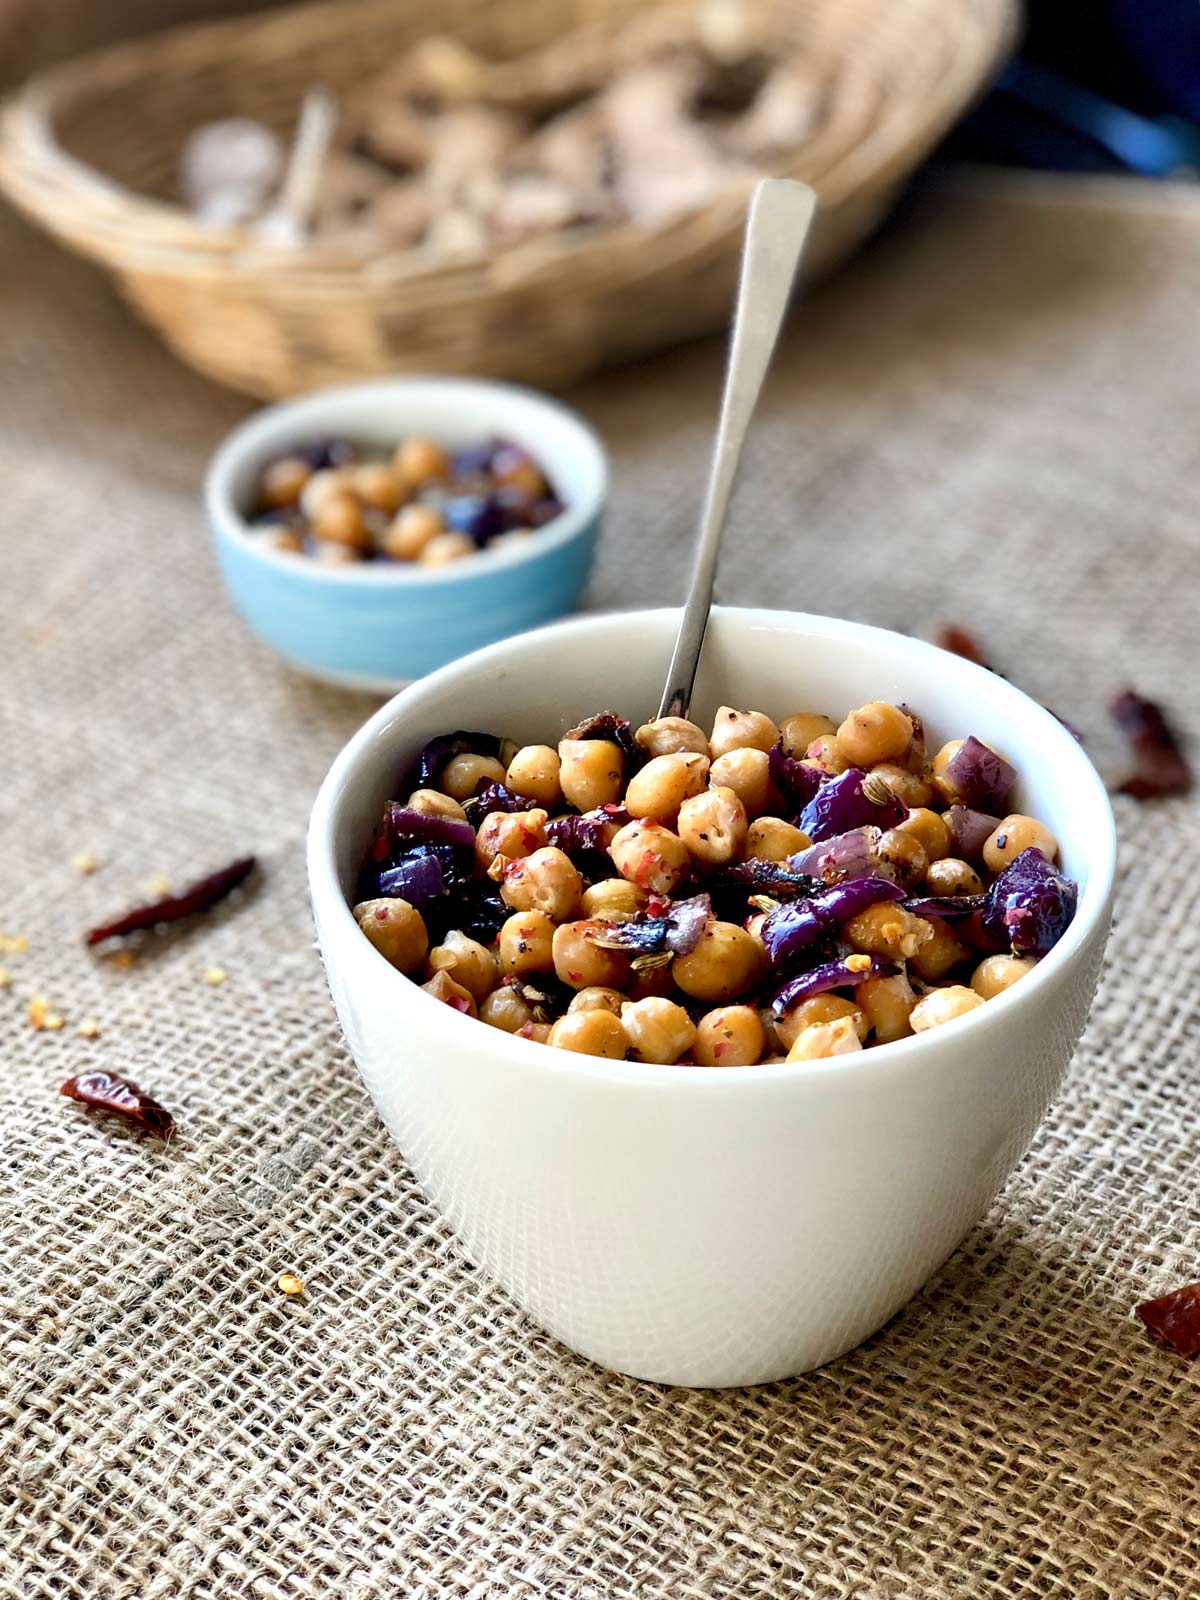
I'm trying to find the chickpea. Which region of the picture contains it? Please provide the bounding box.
[910,985,985,1032]
[983,814,1059,873]
[351,462,405,514]
[676,786,748,866]
[694,1005,765,1067]
[870,762,934,809]
[257,524,303,555]
[787,1016,863,1061]
[406,788,468,823]
[493,846,582,922]
[805,734,850,775]
[625,751,710,822]
[498,910,556,976]
[475,808,548,869]
[708,707,780,760]
[924,857,984,897]
[353,897,428,973]
[311,541,362,567]
[382,503,444,561]
[855,972,917,1043]
[971,954,1037,1000]
[896,808,951,864]
[845,902,933,961]
[620,997,697,1064]
[419,531,476,567]
[558,738,624,811]
[745,817,811,863]
[441,753,507,801]
[875,828,928,891]
[581,878,647,922]
[625,963,678,1001]
[568,986,626,1016]
[908,916,969,982]
[634,716,710,759]
[672,920,765,1003]
[505,744,562,809]
[260,456,312,509]
[609,819,691,896]
[425,929,498,1003]
[932,739,1007,806]
[836,702,914,767]
[547,1010,627,1059]
[421,969,477,1017]
[499,737,521,769]
[519,1022,553,1045]
[312,489,370,551]
[776,994,867,1051]
[479,984,535,1033]
[552,920,632,991]
[299,466,352,518]
[708,748,778,820]
[779,711,836,758]
[394,435,449,486]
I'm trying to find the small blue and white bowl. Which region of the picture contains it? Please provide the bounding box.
[204,376,608,691]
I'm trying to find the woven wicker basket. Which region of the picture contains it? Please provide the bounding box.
[0,0,1016,397]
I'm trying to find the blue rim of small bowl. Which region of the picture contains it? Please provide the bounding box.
[204,375,609,587]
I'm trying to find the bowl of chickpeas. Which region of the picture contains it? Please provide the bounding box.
[308,606,1115,1385]
[205,376,607,689]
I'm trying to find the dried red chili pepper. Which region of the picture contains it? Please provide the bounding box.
[60,1070,176,1141]
[934,626,991,669]
[1111,690,1192,800]
[85,855,257,945]
[1135,1281,1200,1358]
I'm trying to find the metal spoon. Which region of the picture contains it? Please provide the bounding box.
[657,178,817,721]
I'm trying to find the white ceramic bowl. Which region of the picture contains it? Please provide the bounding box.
[308,607,1115,1386]
[205,377,607,691]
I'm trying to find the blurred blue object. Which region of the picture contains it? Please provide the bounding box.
[950,0,1200,176]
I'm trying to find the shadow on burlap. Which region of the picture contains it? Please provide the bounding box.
[2,172,1199,1599]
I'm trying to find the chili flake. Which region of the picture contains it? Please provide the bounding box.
[1135,1281,1200,1358]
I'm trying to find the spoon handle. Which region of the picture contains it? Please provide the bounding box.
[657,178,817,721]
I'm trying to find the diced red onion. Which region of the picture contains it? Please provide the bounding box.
[942,736,1016,812]
[761,877,904,965]
[773,956,898,1015]
[946,805,999,862]
[798,769,906,844]
[384,804,476,853]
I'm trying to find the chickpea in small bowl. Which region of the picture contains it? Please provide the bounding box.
[205,377,607,689]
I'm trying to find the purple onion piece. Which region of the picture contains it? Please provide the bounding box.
[546,804,629,856]
[761,877,904,965]
[591,893,712,958]
[384,803,476,853]
[946,806,1000,862]
[455,882,507,943]
[445,494,506,546]
[450,438,501,478]
[463,781,528,826]
[526,496,565,528]
[943,736,1016,812]
[798,768,906,844]
[415,731,501,790]
[376,849,447,910]
[296,436,356,471]
[901,893,986,920]
[773,956,898,1015]
[980,847,1077,956]
[767,743,825,809]
[709,858,823,901]
[790,826,882,885]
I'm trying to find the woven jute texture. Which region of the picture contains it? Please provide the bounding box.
[3,171,1199,1599]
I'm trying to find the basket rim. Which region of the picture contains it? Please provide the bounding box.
[0,0,1021,285]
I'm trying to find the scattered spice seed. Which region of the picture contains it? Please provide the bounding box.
[76,1019,101,1040]
[935,625,991,669]
[1135,1281,1200,1358]
[28,996,64,1032]
[277,1273,305,1296]
[0,933,28,955]
[145,876,173,898]
[60,1070,175,1141]
[1111,690,1192,801]
[203,966,228,987]
[85,855,257,946]
[108,950,137,970]
[72,851,98,876]
[0,967,10,988]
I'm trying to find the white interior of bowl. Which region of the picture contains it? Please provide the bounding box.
[204,376,608,584]
[308,606,1116,1083]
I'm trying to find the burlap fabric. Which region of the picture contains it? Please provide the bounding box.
[3,171,1199,1598]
